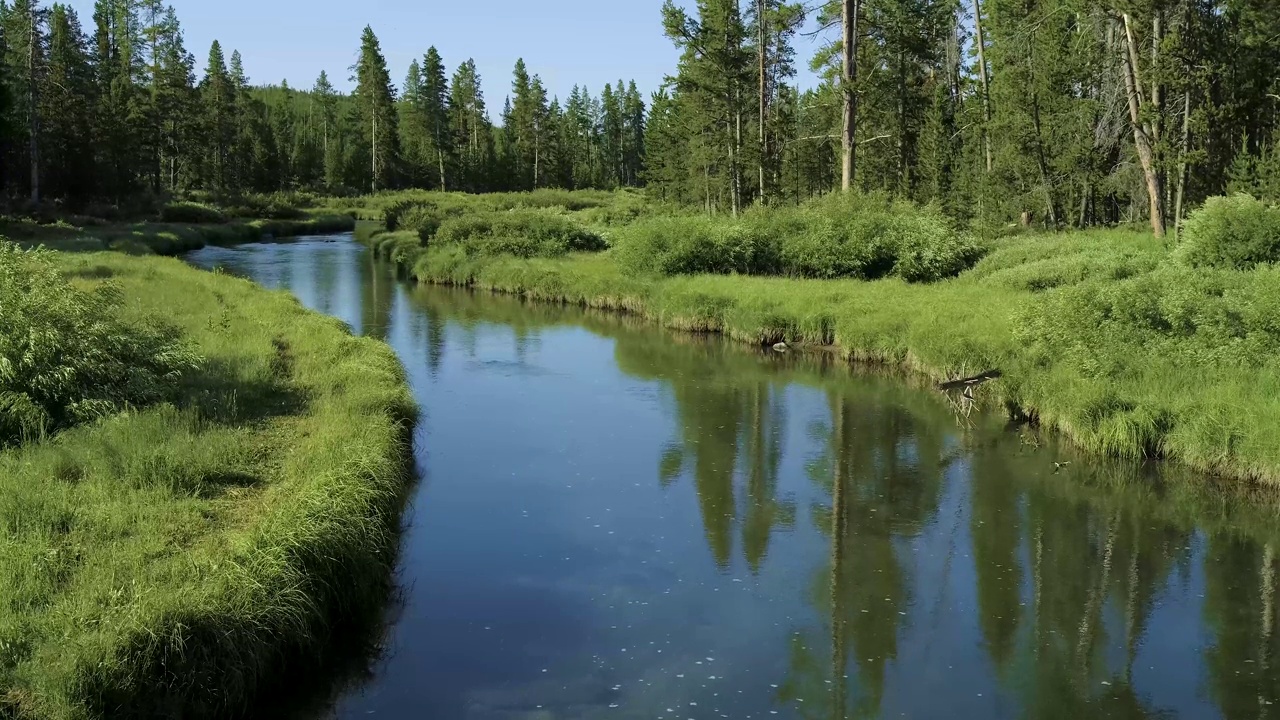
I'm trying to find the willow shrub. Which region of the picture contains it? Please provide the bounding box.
[434,210,606,258]
[613,198,983,282]
[159,202,227,225]
[0,242,200,445]
[1177,194,1280,269]
[613,215,781,276]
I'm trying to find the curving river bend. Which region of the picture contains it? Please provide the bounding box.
[186,236,1280,720]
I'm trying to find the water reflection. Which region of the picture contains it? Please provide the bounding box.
[182,239,1280,720]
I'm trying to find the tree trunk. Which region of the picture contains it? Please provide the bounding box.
[371,112,378,193]
[1027,39,1057,226]
[841,0,858,192]
[28,13,41,205]
[1119,13,1166,237]
[1173,90,1191,238]
[758,0,768,203]
[972,0,994,173]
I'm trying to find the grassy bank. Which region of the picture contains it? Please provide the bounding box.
[0,249,416,719]
[1,214,356,256]
[357,190,1280,485]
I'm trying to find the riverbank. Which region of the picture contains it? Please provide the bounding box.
[1,214,356,256]
[362,222,1280,486]
[0,250,416,719]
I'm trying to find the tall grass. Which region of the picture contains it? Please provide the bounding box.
[0,252,416,719]
[360,221,1280,485]
[0,243,200,445]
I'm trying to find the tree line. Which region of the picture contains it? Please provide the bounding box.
[2,0,1279,232]
[0,1,647,205]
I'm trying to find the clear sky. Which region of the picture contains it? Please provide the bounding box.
[63,0,825,103]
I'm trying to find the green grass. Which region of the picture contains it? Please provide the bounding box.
[360,220,1280,485]
[1,215,356,257]
[0,252,416,719]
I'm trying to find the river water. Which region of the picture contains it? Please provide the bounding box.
[185,237,1280,720]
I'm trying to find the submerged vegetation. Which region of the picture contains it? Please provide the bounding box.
[0,251,415,719]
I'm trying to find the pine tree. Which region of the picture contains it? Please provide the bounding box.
[311,69,340,189]
[198,39,233,191]
[398,58,430,186]
[3,0,48,202]
[623,80,647,187]
[92,0,144,199]
[421,46,451,190]
[352,25,397,192]
[41,3,94,201]
[0,17,11,197]
[662,0,753,214]
[449,58,491,192]
[148,6,194,192]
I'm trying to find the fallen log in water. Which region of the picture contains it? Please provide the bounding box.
[937,370,1003,392]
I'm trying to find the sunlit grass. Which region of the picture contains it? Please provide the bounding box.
[361,220,1280,485]
[0,253,415,719]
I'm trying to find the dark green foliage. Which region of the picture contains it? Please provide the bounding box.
[0,243,200,444]
[614,197,983,282]
[614,215,781,276]
[1177,195,1280,270]
[219,191,312,220]
[159,201,226,224]
[434,210,605,258]
[889,212,987,283]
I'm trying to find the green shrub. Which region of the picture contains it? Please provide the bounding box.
[772,211,898,279]
[614,216,781,276]
[0,243,201,445]
[220,192,312,221]
[1178,194,1280,269]
[159,202,227,224]
[889,212,986,283]
[434,211,606,258]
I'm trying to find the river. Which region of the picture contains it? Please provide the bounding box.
[185,236,1280,720]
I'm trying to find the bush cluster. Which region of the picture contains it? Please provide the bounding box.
[218,192,314,221]
[159,202,227,224]
[0,243,201,445]
[1177,194,1280,270]
[613,197,984,283]
[433,211,606,258]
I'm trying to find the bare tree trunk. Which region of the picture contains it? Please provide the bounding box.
[841,0,859,192]
[371,112,378,193]
[758,0,768,203]
[1027,40,1057,226]
[972,0,994,173]
[733,107,743,216]
[1119,13,1166,237]
[1174,90,1191,238]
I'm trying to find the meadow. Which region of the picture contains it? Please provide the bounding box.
[357,189,1280,485]
[1,193,355,256]
[0,245,416,719]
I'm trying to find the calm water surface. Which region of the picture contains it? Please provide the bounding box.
[186,237,1280,720]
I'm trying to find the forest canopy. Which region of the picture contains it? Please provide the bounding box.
[1,0,1278,232]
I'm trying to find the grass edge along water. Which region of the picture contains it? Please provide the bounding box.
[0,249,417,720]
[354,190,1280,488]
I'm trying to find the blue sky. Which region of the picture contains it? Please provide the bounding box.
[64,0,826,102]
